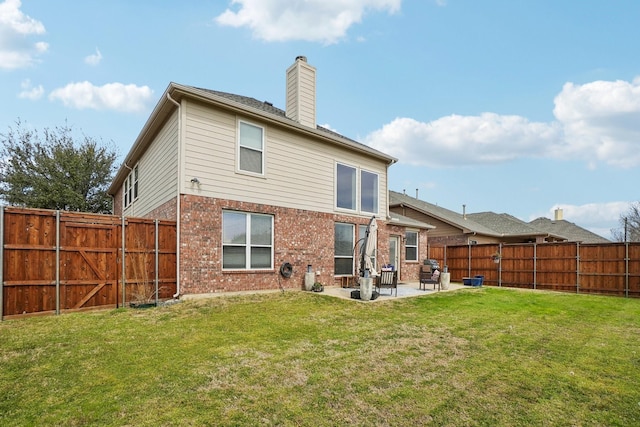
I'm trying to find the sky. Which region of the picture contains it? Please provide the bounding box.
[2,0,640,240]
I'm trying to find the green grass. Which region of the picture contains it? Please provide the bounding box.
[1,288,639,426]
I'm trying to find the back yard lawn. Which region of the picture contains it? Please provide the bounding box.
[1,287,639,426]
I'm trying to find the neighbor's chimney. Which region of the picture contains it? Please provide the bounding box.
[463,204,467,220]
[554,208,563,221]
[285,56,316,129]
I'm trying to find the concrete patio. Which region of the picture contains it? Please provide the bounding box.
[322,281,468,302]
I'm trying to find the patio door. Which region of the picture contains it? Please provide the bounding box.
[389,236,400,275]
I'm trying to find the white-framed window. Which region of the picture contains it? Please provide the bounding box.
[334,223,355,276]
[335,163,379,214]
[405,230,418,262]
[359,224,376,273]
[222,211,273,270]
[133,165,138,199]
[336,163,356,210]
[123,164,139,209]
[360,170,378,214]
[238,121,264,175]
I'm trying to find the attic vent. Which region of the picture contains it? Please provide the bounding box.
[264,101,273,106]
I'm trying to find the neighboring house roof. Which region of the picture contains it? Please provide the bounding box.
[388,211,435,230]
[109,83,397,195]
[389,190,500,236]
[467,212,564,240]
[529,217,610,244]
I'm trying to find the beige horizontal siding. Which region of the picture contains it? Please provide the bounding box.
[124,110,179,217]
[182,100,387,218]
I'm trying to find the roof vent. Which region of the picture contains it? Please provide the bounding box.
[295,55,307,62]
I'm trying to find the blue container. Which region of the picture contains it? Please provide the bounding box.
[471,275,484,287]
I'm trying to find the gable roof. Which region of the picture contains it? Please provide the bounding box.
[389,190,500,236]
[109,83,397,194]
[466,212,564,240]
[529,217,610,243]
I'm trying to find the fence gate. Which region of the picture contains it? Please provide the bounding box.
[59,214,120,312]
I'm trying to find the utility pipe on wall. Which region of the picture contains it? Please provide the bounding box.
[166,92,182,299]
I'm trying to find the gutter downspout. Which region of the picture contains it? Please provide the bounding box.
[166,92,182,299]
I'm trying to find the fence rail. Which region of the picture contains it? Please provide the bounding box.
[429,242,640,298]
[1,207,177,320]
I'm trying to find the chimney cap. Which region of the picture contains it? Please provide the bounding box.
[295,55,307,62]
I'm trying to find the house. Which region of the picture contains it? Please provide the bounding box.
[390,190,519,246]
[466,212,565,243]
[529,209,610,244]
[108,57,433,296]
[388,190,607,246]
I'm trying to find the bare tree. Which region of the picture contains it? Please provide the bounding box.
[611,202,640,242]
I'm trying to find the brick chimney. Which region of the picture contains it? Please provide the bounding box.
[285,56,316,129]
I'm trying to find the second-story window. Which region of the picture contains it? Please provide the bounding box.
[123,164,139,209]
[361,170,378,214]
[336,163,356,210]
[238,121,264,175]
[336,163,379,215]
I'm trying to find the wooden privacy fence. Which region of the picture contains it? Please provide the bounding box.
[429,242,640,298]
[1,206,177,320]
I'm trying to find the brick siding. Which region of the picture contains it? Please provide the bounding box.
[178,194,386,294]
[112,192,429,295]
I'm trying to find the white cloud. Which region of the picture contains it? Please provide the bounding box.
[319,122,339,133]
[364,76,640,168]
[49,81,154,113]
[529,201,631,239]
[215,0,401,44]
[552,78,640,168]
[364,114,561,167]
[0,0,48,69]
[84,48,102,66]
[18,78,43,100]
[546,202,629,227]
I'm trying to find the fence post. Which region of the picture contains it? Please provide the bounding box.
[121,216,126,307]
[576,242,580,294]
[155,219,159,306]
[625,242,629,298]
[0,207,4,321]
[498,242,502,287]
[533,243,537,290]
[468,243,472,277]
[56,210,61,315]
